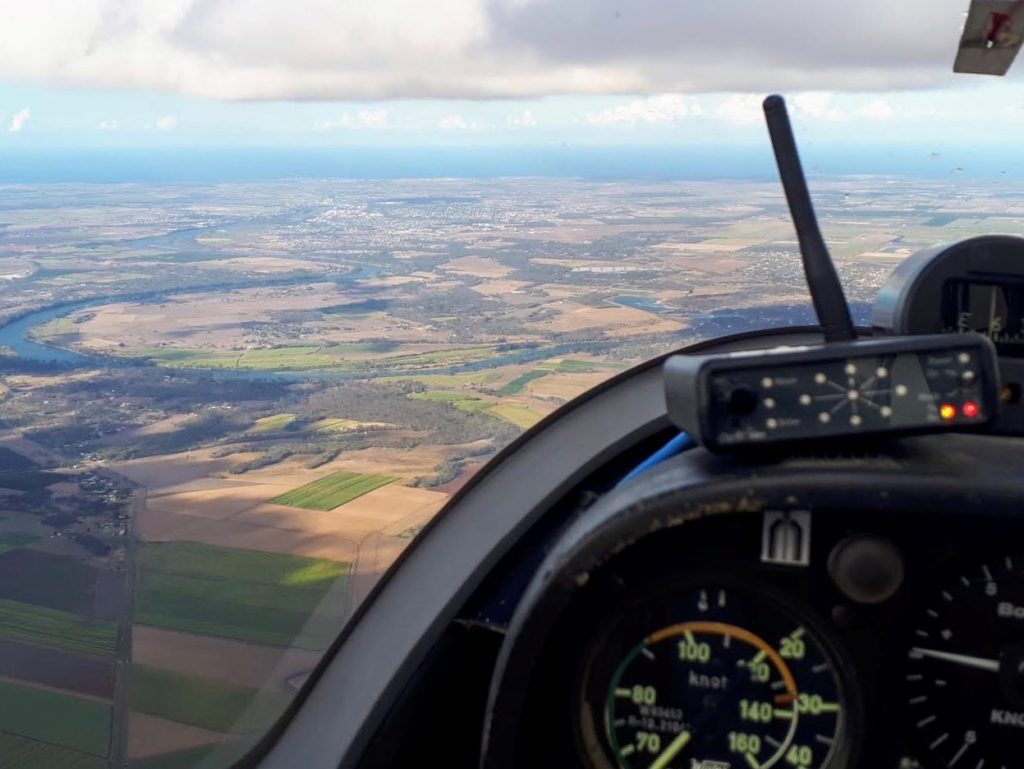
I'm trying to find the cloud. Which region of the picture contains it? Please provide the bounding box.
[314,109,391,131]
[794,93,844,121]
[98,119,118,130]
[508,108,537,127]
[436,113,491,130]
[0,0,973,100]
[438,114,469,129]
[154,114,178,131]
[8,107,30,133]
[587,94,697,125]
[713,95,762,124]
[854,98,895,120]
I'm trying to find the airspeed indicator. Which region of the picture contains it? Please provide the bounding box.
[594,587,847,769]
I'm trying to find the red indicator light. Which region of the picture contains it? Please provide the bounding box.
[963,401,980,419]
[939,404,957,421]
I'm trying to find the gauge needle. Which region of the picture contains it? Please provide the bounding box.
[910,647,1000,672]
[647,730,692,769]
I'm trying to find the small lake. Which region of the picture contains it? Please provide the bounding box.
[610,295,669,313]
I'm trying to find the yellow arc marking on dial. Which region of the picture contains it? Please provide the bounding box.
[645,621,798,695]
[646,730,691,769]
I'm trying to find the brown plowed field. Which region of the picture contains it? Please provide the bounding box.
[0,638,114,698]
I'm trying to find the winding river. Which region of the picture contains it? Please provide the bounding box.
[0,269,599,381]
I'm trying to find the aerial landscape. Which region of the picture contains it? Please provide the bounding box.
[0,172,1023,767]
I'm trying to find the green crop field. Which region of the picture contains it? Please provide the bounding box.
[135,542,349,648]
[488,404,545,430]
[537,358,625,373]
[248,413,296,433]
[454,399,493,412]
[0,732,106,769]
[0,599,117,657]
[0,533,38,554]
[133,346,341,371]
[0,680,111,757]
[127,343,503,374]
[409,390,477,401]
[132,665,290,734]
[383,371,502,387]
[498,370,549,395]
[311,417,348,430]
[0,447,39,472]
[409,390,492,412]
[270,471,397,511]
[0,471,63,493]
[30,316,77,341]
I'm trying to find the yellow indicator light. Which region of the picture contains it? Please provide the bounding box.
[939,403,957,421]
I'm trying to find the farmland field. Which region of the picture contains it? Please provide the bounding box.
[121,343,504,373]
[409,391,493,412]
[310,417,382,431]
[270,471,398,511]
[0,448,39,472]
[487,404,545,429]
[498,370,549,395]
[135,542,348,648]
[0,598,118,657]
[0,637,115,698]
[0,533,39,554]
[537,358,626,373]
[132,665,291,734]
[0,550,102,613]
[0,679,111,756]
[0,470,63,492]
[0,732,106,769]
[248,414,296,433]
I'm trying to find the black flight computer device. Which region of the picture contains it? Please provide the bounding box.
[663,96,1002,452]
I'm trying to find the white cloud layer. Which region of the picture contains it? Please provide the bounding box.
[438,114,470,130]
[98,118,119,130]
[155,114,178,131]
[313,109,391,131]
[508,109,536,127]
[0,0,976,101]
[8,108,30,133]
[587,94,699,125]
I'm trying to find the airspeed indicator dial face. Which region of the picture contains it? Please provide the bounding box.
[590,586,848,769]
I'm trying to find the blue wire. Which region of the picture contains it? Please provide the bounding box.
[617,431,695,487]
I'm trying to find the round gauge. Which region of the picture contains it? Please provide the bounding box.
[905,555,1024,769]
[584,586,849,769]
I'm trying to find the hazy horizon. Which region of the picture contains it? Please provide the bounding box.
[1,143,1019,184]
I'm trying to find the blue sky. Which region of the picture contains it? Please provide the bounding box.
[2,0,1024,149]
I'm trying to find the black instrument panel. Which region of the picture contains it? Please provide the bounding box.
[484,501,1024,769]
[873,234,1024,432]
[942,278,1024,354]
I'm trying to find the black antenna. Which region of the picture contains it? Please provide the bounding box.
[763,94,856,343]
